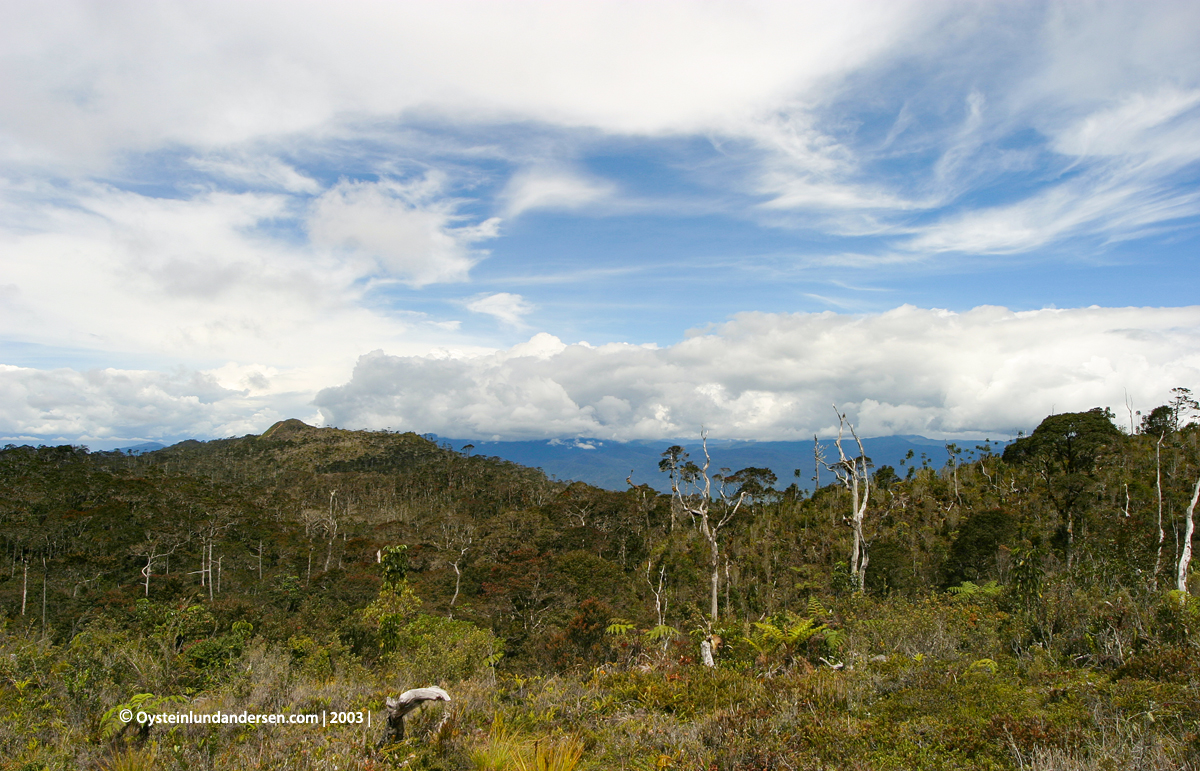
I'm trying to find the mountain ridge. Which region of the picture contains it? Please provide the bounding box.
[436,433,1007,492]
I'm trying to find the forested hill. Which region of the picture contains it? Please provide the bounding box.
[3,406,1200,769]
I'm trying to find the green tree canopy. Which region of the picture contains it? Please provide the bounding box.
[1002,407,1121,475]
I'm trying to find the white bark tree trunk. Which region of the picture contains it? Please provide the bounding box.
[821,406,871,592]
[1155,436,1165,586]
[1177,476,1200,594]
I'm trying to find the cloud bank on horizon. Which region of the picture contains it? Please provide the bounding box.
[2,1,1199,446]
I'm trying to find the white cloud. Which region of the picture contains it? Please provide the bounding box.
[314,305,1200,441]
[0,181,496,394]
[187,154,321,194]
[904,155,1200,256]
[6,305,1195,444]
[3,1,1200,452]
[502,168,616,217]
[308,177,499,287]
[466,293,534,327]
[0,363,305,444]
[743,7,1200,253]
[3,1,1197,259]
[0,1,932,170]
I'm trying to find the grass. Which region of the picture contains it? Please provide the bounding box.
[471,719,584,771]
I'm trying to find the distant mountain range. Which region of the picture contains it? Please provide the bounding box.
[111,441,166,455]
[437,435,1009,492]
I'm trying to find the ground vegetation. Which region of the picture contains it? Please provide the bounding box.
[2,404,1200,770]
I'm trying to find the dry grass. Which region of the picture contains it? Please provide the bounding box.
[470,720,585,771]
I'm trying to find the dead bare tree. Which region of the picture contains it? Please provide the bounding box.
[817,405,872,592]
[193,513,235,598]
[438,520,474,618]
[133,534,182,597]
[646,559,667,634]
[671,431,747,623]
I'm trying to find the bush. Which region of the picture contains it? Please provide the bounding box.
[391,614,501,682]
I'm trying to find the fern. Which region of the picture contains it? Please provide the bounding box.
[606,619,636,636]
[947,580,979,595]
[645,624,680,642]
[747,612,827,669]
[947,580,1002,599]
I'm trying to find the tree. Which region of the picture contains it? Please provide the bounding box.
[1141,388,1199,437]
[658,445,699,531]
[816,406,872,592]
[1003,408,1121,475]
[132,532,183,598]
[720,467,777,504]
[1170,387,1199,431]
[1142,405,1175,439]
[664,431,746,623]
[942,509,1017,586]
[438,520,473,618]
[1002,407,1122,564]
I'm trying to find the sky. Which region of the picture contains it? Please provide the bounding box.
[2,0,1199,447]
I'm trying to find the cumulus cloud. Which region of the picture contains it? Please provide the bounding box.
[0,364,309,445]
[5,306,1197,445]
[314,306,1200,441]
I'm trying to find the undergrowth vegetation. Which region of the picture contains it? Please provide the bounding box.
[1,405,1200,769]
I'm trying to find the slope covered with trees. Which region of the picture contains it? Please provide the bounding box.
[2,399,1200,770]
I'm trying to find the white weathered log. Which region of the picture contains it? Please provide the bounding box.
[380,687,451,745]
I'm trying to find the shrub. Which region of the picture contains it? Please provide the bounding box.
[391,614,502,682]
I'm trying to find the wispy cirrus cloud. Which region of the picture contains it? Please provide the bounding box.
[466,293,535,327]
[186,153,322,194]
[501,168,616,217]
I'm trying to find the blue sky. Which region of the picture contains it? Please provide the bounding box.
[2,1,1199,446]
